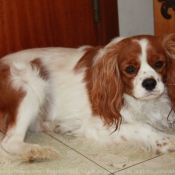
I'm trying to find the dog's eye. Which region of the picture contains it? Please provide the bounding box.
[155,61,163,68]
[125,66,135,74]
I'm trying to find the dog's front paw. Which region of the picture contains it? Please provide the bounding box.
[54,125,61,134]
[155,137,175,154]
[22,145,60,162]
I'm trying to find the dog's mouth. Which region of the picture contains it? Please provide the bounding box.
[134,90,164,100]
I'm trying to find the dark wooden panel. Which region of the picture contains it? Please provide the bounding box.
[0,0,97,57]
[98,0,119,45]
[0,0,119,58]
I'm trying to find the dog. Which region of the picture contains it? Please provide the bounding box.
[1,34,175,162]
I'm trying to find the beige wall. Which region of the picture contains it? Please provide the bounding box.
[118,0,154,37]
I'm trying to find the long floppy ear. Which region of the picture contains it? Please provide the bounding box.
[91,45,124,129]
[163,33,175,110]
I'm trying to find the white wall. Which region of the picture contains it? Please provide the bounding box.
[118,0,154,37]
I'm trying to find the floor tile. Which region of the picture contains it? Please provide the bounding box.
[47,132,158,174]
[115,152,175,175]
[1,132,110,175]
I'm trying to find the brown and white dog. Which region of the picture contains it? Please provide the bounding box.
[1,34,175,162]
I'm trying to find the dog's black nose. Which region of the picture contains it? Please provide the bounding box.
[142,78,157,91]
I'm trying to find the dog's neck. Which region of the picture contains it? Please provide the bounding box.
[121,89,175,133]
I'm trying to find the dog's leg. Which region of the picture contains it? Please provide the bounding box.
[111,123,175,154]
[1,86,60,162]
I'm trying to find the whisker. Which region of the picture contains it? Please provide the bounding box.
[167,107,173,121]
[123,82,133,87]
[166,88,173,95]
[125,90,133,96]
[165,83,175,86]
[163,76,175,82]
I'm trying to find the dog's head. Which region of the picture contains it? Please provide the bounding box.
[91,34,175,128]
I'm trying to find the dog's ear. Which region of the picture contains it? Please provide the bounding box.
[91,45,124,129]
[162,33,175,110]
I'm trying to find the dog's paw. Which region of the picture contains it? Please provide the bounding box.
[22,145,60,162]
[54,125,61,134]
[155,137,175,154]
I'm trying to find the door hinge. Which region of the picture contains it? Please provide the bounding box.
[92,0,100,23]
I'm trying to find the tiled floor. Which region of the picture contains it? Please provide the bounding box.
[1,131,175,175]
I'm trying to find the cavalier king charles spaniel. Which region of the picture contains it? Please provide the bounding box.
[1,34,175,162]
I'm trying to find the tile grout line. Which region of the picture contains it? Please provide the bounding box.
[45,132,114,175]
[113,154,163,173]
[46,132,167,175]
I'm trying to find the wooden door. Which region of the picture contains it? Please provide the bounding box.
[0,0,119,58]
[154,0,175,35]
